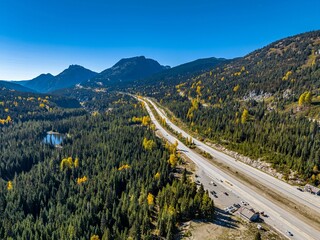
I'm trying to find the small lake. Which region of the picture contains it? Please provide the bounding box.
[43,132,64,145]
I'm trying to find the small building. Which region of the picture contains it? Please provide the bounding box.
[304,184,320,195]
[238,207,259,222]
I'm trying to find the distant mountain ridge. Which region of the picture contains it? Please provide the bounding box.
[0,80,35,92]
[133,57,230,93]
[84,56,169,87]
[18,65,98,93]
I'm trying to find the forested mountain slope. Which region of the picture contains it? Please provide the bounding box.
[130,57,230,92]
[141,30,320,184]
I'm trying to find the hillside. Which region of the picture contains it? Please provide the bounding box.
[131,57,230,94]
[0,80,36,92]
[83,56,169,88]
[141,30,320,184]
[19,65,98,93]
[179,31,320,110]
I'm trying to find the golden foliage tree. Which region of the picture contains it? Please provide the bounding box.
[168,154,178,167]
[154,172,161,180]
[147,193,155,206]
[90,235,100,240]
[299,91,312,106]
[118,164,131,171]
[60,157,74,171]
[7,181,13,191]
[241,109,249,124]
[74,157,79,168]
[142,116,151,126]
[77,176,88,185]
[233,84,240,92]
[142,137,156,151]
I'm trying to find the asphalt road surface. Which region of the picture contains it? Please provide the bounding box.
[134,95,320,240]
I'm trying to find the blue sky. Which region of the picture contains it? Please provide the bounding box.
[0,0,319,79]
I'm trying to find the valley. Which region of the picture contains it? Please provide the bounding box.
[1,29,320,239]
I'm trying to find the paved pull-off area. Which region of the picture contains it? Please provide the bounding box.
[133,95,320,240]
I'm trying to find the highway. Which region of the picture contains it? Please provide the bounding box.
[134,95,320,240]
[145,97,320,214]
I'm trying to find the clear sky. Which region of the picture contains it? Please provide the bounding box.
[0,0,319,80]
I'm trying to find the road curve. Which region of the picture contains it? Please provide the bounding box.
[133,95,320,240]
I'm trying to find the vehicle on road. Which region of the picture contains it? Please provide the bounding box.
[233,203,241,208]
[241,201,248,206]
[196,180,200,185]
[224,192,229,196]
[286,230,293,236]
[229,207,237,213]
[213,194,218,198]
[297,187,303,192]
[210,180,217,186]
[210,190,216,195]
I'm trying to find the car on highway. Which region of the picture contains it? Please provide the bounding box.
[228,206,237,213]
[224,192,229,196]
[210,181,217,186]
[286,230,293,236]
[210,190,216,195]
[233,203,241,208]
[213,194,218,198]
[297,187,303,192]
[241,201,248,206]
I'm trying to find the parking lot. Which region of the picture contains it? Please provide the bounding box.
[195,169,252,215]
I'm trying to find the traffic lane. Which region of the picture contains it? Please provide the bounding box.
[196,169,241,209]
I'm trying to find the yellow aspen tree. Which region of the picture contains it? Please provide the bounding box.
[241,109,249,124]
[90,235,100,240]
[154,172,161,180]
[233,84,240,92]
[305,91,312,104]
[168,154,178,167]
[147,193,155,206]
[74,157,79,168]
[7,181,13,190]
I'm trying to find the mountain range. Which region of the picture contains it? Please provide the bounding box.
[16,65,98,93]
[7,55,230,94]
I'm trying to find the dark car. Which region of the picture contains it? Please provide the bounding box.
[224,192,229,196]
[286,230,293,236]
